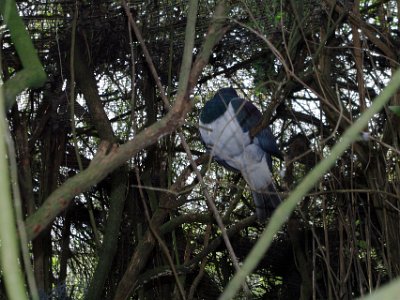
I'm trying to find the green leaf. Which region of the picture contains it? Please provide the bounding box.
[358,240,368,250]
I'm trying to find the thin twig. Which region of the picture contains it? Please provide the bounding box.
[129,184,179,195]
[122,0,170,109]
[178,131,251,296]
[70,1,102,251]
[188,223,211,300]
[127,20,137,134]
[69,1,82,171]
[134,168,186,300]
[6,112,38,300]
[231,18,353,137]
[369,135,400,156]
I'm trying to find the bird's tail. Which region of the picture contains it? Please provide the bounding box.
[252,184,282,222]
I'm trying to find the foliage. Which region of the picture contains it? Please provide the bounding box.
[1,0,400,299]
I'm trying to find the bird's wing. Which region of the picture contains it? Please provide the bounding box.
[230,97,262,131]
[230,98,282,159]
[255,128,283,160]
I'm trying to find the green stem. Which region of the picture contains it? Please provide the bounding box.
[219,68,400,300]
[177,0,199,95]
[0,0,47,109]
[0,84,28,300]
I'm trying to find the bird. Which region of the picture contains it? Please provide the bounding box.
[199,87,283,222]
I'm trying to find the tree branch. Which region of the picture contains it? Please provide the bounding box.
[0,0,47,109]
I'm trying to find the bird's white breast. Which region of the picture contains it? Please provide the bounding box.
[200,103,249,169]
[199,103,273,191]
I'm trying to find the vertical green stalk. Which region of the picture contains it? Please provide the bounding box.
[0,0,47,298]
[176,0,199,95]
[0,87,28,300]
[220,68,400,299]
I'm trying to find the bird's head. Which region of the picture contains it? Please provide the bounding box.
[199,87,239,123]
[214,87,239,104]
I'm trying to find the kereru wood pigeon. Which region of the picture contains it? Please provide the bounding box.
[199,87,283,221]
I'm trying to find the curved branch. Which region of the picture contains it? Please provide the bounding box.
[0,0,47,109]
